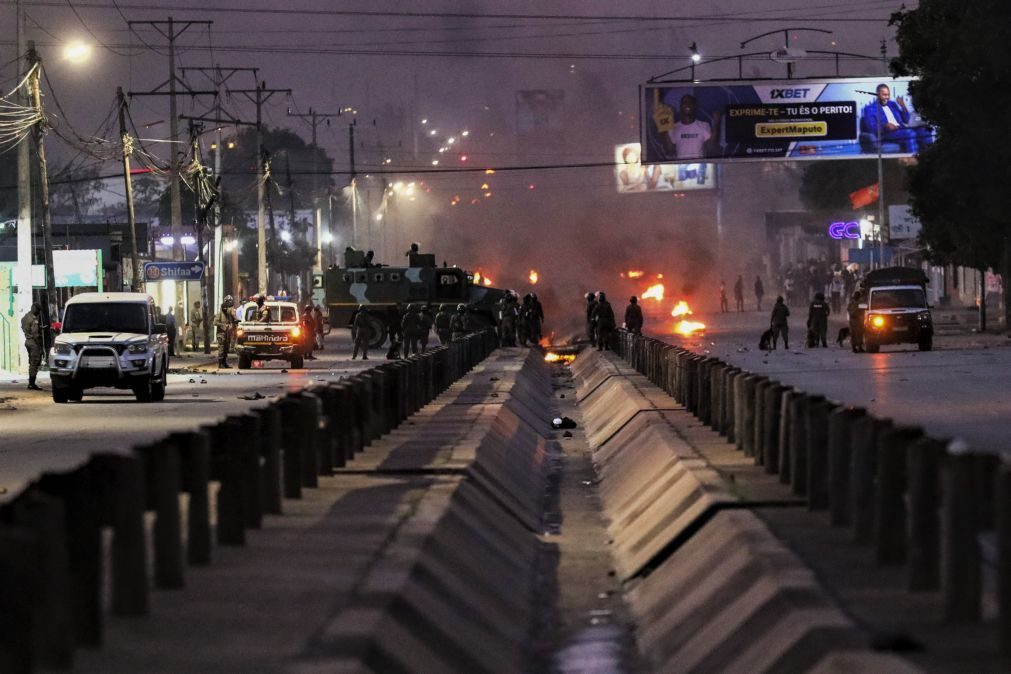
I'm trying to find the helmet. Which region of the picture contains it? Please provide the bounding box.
[223,295,234,307]
[585,292,595,301]
[439,304,448,312]
[456,304,466,313]
[597,291,607,302]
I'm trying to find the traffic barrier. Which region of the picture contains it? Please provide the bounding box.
[170,430,214,562]
[751,377,769,465]
[137,440,184,588]
[778,389,800,485]
[875,426,924,566]
[214,417,247,546]
[805,399,836,511]
[942,442,986,623]
[850,416,893,545]
[826,407,865,526]
[762,383,787,475]
[92,452,149,616]
[907,435,943,592]
[998,455,1011,654]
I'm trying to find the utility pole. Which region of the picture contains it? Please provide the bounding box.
[287,107,338,272]
[348,118,358,248]
[127,18,213,260]
[178,65,258,350]
[117,87,143,291]
[187,120,216,354]
[26,43,57,318]
[15,0,33,371]
[227,83,291,293]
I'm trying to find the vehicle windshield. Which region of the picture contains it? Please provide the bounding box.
[869,288,927,310]
[62,303,149,334]
[243,306,297,322]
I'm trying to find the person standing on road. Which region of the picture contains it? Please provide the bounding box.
[214,295,238,368]
[313,305,325,351]
[585,292,599,346]
[163,306,177,357]
[21,302,45,390]
[435,304,453,345]
[848,290,866,352]
[301,305,317,360]
[770,295,790,350]
[401,303,424,356]
[830,272,845,314]
[807,292,830,348]
[190,300,203,352]
[733,276,744,312]
[624,296,644,334]
[754,276,765,312]
[719,281,729,313]
[419,305,434,352]
[593,292,617,351]
[351,306,373,360]
[450,304,468,341]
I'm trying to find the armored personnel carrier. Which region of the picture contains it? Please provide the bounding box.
[324,248,506,347]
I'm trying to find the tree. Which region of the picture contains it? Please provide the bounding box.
[891,0,1011,326]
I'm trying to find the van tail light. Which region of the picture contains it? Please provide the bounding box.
[290,326,301,338]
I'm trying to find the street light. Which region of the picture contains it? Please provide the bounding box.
[62,41,92,63]
[689,42,701,63]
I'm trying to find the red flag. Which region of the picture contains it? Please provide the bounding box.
[849,183,879,210]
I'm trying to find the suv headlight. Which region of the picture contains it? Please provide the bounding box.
[127,343,149,354]
[54,343,73,355]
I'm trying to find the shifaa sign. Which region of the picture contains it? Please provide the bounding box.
[143,261,205,282]
[614,143,715,193]
[641,77,936,163]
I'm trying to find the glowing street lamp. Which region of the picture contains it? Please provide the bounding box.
[63,41,92,63]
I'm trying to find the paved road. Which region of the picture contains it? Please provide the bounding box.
[646,309,1011,455]
[0,332,382,502]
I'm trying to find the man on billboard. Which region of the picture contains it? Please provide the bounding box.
[665,94,719,159]
[861,83,932,154]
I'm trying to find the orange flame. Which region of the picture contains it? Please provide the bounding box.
[627,270,645,279]
[641,283,665,301]
[529,269,539,285]
[473,271,482,284]
[545,352,576,364]
[671,300,692,317]
[674,320,706,337]
[483,277,493,286]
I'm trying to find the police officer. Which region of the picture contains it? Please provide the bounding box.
[352,305,373,360]
[401,303,424,356]
[498,292,519,347]
[807,292,830,348]
[450,304,468,341]
[214,295,238,368]
[624,295,644,334]
[434,304,453,345]
[517,294,532,346]
[585,292,598,347]
[524,294,543,346]
[21,302,45,390]
[301,304,317,360]
[419,305,434,352]
[191,300,203,351]
[848,290,866,353]
[592,292,616,351]
[254,295,270,322]
[770,295,791,350]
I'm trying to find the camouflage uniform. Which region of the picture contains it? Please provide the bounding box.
[21,308,44,389]
[352,309,373,360]
[401,304,424,356]
[214,301,238,367]
[450,306,467,341]
[434,305,452,345]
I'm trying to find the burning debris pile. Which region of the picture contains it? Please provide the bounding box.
[671,300,706,337]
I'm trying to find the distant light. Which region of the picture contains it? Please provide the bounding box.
[429,129,437,136]
[485,169,495,175]
[223,240,238,252]
[63,41,92,63]
[227,141,236,149]
[321,232,334,244]
[393,181,404,190]
[484,192,492,198]
[431,159,439,165]
[447,137,456,145]
[375,213,384,222]
[179,234,197,245]
[210,142,218,150]
[460,155,468,162]
[480,183,489,190]
[159,235,175,246]
[281,231,292,243]
[421,118,428,124]
[689,41,701,63]
[528,183,536,190]
[438,147,446,153]
[461,130,470,137]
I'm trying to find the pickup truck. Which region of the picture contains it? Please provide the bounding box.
[234,299,305,369]
[861,267,934,353]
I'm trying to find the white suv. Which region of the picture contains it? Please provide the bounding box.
[48,292,170,403]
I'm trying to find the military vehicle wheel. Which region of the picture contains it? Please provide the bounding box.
[238,352,252,369]
[291,355,305,369]
[918,334,933,351]
[53,388,69,404]
[353,314,387,349]
[864,340,880,353]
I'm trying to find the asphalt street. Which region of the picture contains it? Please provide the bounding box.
[0,331,377,503]
[648,308,1011,455]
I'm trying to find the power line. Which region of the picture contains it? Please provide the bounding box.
[65,0,136,56]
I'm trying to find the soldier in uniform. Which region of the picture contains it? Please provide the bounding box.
[401,303,424,356]
[352,305,373,360]
[450,304,468,340]
[525,294,544,346]
[592,292,616,351]
[21,302,45,390]
[214,295,238,368]
[419,305,435,352]
[847,290,866,353]
[301,304,317,360]
[624,296,644,334]
[807,292,830,348]
[254,295,271,322]
[434,304,453,345]
[499,292,519,347]
[191,300,203,351]
[585,292,598,347]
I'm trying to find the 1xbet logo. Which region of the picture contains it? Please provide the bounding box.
[770,88,812,99]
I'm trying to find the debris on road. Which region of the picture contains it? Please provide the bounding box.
[238,392,266,401]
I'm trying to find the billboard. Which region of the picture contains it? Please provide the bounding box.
[642,78,935,163]
[614,143,715,193]
[888,204,922,240]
